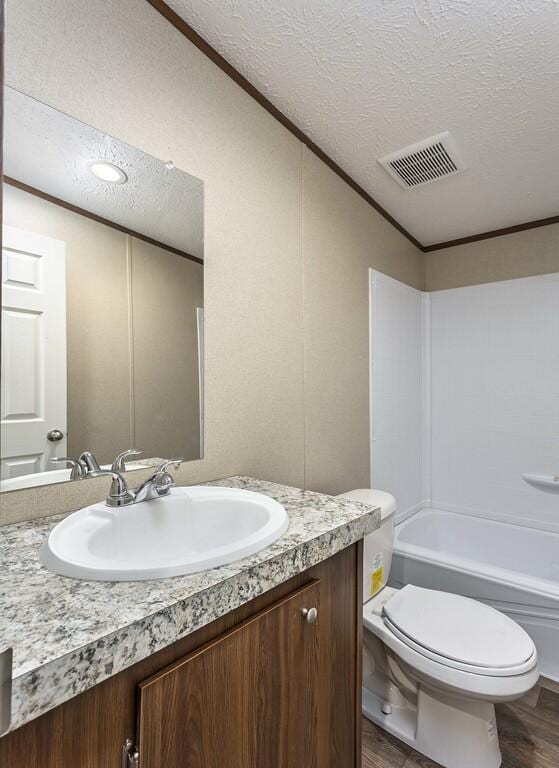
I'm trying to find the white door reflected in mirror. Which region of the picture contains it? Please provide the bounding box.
[1,225,67,480]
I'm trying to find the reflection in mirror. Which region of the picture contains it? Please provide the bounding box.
[1,86,204,492]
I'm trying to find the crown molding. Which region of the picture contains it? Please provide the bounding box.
[146,0,559,255]
[145,0,423,251]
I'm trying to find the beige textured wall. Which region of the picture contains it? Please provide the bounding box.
[131,237,203,462]
[425,223,559,291]
[0,0,422,524]
[302,150,423,494]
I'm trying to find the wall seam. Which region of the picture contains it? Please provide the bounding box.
[421,290,432,507]
[126,235,136,449]
[300,143,308,490]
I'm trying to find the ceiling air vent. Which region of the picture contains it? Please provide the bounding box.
[379,131,465,189]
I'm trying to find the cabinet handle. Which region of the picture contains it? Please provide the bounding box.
[301,607,318,624]
[122,739,139,768]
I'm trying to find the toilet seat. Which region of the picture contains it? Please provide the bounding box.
[363,587,539,701]
[382,585,537,677]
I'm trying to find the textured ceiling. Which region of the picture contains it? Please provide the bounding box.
[4,87,204,258]
[166,0,559,246]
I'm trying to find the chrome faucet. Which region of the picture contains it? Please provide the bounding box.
[129,459,183,504]
[50,450,101,479]
[111,449,142,472]
[50,448,141,480]
[88,469,136,506]
[93,458,184,507]
[50,457,86,480]
[79,451,101,474]
[50,449,183,507]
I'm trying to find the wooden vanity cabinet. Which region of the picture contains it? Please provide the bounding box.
[138,580,321,768]
[0,543,362,768]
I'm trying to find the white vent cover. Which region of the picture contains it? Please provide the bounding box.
[379,132,465,189]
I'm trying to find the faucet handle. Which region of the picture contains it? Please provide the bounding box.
[88,470,135,507]
[150,458,184,495]
[78,451,101,474]
[50,457,85,480]
[156,458,184,474]
[112,449,143,473]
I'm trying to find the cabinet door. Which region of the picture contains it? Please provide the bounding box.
[137,580,320,768]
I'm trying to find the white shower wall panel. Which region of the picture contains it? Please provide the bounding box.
[370,271,426,521]
[429,273,559,531]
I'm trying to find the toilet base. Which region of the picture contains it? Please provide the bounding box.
[363,685,502,768]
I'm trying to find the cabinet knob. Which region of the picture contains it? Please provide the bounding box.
[301,607,318,624]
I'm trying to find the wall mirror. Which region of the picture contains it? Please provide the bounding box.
[1,86,205,492]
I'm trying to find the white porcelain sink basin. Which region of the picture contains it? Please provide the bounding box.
[40,486,289,581]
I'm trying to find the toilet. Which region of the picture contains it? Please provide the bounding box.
[337,489,539,768]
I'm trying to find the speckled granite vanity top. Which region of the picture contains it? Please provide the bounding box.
[0,476,379,733]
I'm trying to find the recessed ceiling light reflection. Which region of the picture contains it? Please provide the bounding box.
[88,161,128,184]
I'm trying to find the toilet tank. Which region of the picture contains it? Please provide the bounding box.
[336,489,396,604]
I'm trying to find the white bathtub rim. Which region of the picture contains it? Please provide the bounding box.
[427,500,559,536]
[392,544,559,605]
[394,511,559,604]
[486,599,559,624]
[391,564,559,623]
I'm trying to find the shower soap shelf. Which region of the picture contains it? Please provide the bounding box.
[522,474,559,494]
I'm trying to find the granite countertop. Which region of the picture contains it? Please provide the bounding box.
[0,476,379,734]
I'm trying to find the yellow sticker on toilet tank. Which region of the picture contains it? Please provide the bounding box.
[369,553,384,597]
[371,567,384,596]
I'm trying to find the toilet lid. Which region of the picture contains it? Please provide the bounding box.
[383,585,536,673]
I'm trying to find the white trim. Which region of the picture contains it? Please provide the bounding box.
[196,307,205,458]
[125,236,136,449]
[368,268,376,487]
[421,291,431,507]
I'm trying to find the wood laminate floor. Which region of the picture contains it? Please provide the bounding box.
[361,677,559,768]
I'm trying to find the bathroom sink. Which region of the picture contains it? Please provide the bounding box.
[40,486,289,581]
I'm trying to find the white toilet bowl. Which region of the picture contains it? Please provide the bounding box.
[338,489,539,768]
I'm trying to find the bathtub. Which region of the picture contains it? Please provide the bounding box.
[390,508,559,681]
